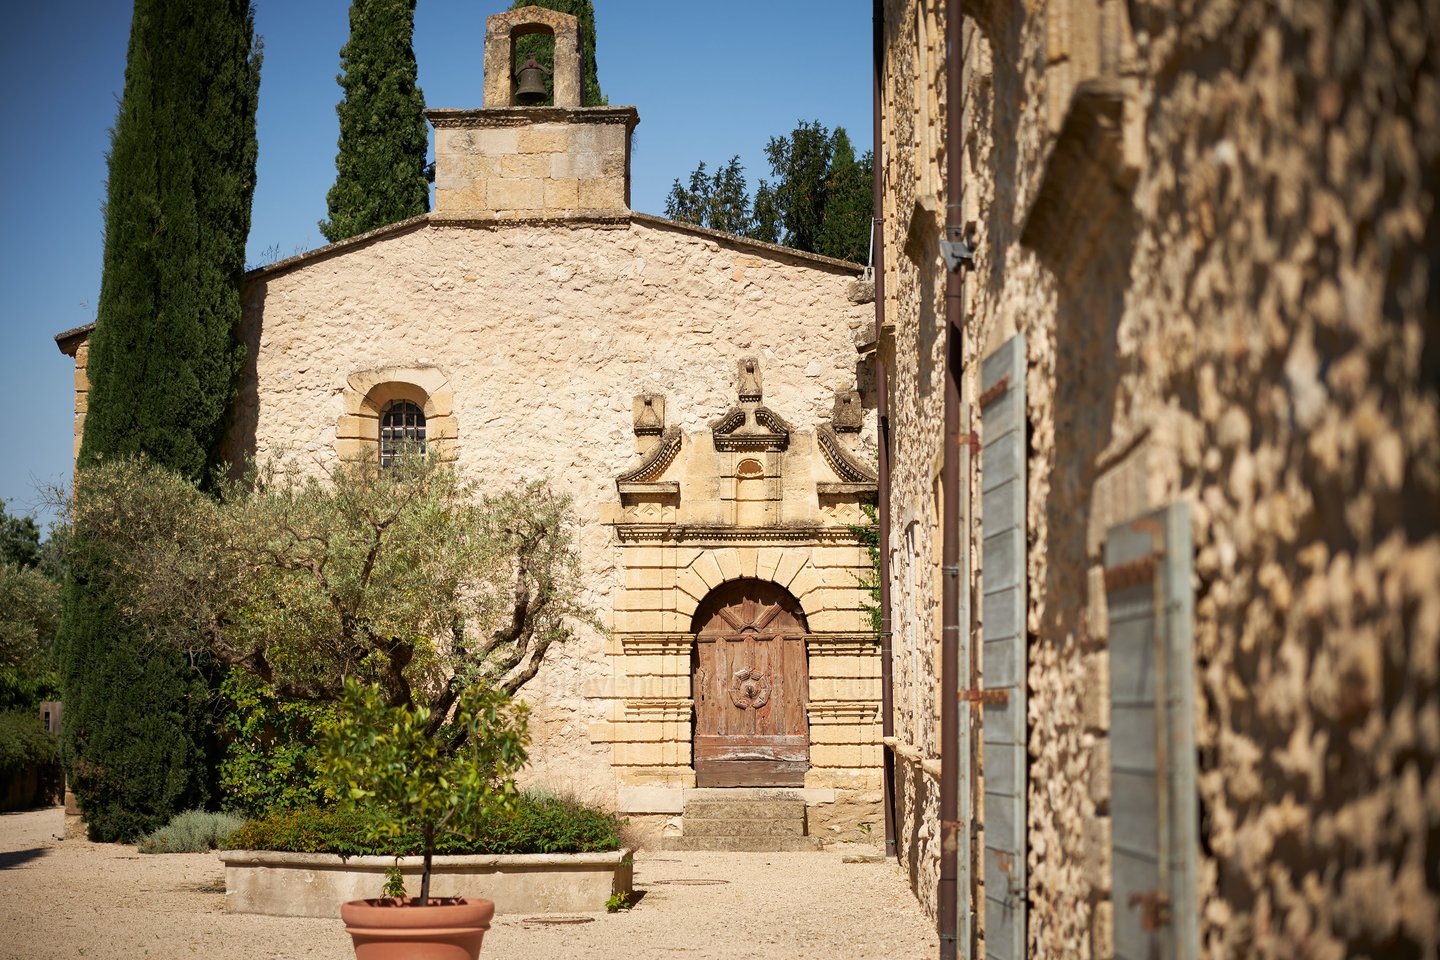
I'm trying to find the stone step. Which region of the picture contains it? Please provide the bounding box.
[681,800,805,820]
[680,817,805,838]
[659,835,823,853]
[685,788,807,801]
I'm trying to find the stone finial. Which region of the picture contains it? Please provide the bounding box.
[633,394,665,436]
[738,357,763,402]
[483,6,583,109]
[832,389,864,432]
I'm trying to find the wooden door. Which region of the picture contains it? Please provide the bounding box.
[692,580,809,787]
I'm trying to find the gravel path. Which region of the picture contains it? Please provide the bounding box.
[0,807,937,960]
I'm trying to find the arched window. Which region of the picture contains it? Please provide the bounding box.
[380,400,426,467]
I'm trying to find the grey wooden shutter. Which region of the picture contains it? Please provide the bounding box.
[1105,502,1199,960]
[980,334,1026,959]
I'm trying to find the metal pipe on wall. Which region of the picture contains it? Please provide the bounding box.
[938,0,967,957]
[872,0,898,862]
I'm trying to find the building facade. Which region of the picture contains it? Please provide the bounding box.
[59,7,885,844]
[876,0,1439,957]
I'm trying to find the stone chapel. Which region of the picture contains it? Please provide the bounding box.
[56,6,883,844]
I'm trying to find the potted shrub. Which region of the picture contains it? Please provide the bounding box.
[321,677,530,960]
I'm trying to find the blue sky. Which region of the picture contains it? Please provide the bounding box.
[0,1,872,528]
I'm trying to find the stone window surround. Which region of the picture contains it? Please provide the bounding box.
[336,365,458,463]
[379,399,427,467]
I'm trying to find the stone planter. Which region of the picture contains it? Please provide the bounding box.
[219,849,632,918]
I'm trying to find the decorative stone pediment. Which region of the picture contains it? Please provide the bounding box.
[616,425,682,523]
[711,405,792,452]
[817,425,877,484]
[711,357,792,452]
[618,427,681,484]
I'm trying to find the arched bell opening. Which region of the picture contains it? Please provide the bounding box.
[509,24,557,106]
[689,578,810,788]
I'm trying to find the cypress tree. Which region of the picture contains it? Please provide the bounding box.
[62,0,261,841]
[320,0,429,243]
[510,0,605,107]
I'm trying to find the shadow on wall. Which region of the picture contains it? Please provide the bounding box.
[222,280,265,476]
[1044,207,1136,644]
[897,750,940,912]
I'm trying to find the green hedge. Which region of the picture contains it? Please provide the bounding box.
[224,792,622,856]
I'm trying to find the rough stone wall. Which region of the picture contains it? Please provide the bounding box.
[228,217,875,808]
[878,0,951,920]
[1108,3,1440,955]
[881,0,1440,953]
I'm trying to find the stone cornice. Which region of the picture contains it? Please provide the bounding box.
[817,482,879,499]
[618,633,692,655]
[614,523,868,545]
[54,322,95,356]
[617,631,878,653]
[807,700,881,722]
[427,212,631,229]
[630,213,863,274]
[425,106,640,130]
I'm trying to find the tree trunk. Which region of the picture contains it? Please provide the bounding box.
[419,821,435,906]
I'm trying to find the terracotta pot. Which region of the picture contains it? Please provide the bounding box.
[341,897,495,960]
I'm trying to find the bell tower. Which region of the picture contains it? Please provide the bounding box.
[426,5,638,222]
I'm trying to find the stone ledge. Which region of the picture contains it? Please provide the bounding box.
[426,106,640,130]
[219,849,632,918]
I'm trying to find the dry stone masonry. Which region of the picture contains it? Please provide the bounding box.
[878,0,1439,957]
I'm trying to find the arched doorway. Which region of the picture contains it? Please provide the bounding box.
[691,579,810,787]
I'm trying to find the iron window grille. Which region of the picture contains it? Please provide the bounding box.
[379,400,426,467]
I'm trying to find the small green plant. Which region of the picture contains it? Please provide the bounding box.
[382,865,407,899]
[847,502,882,644]
[320,678,530,905]
[137,809,246,853]
[857,821,873,839]
[605,891,632,913]
[218,670,336,816]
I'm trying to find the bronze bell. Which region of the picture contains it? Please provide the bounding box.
[514,58,551,105]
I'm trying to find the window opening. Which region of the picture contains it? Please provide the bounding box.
[380,400,426,467]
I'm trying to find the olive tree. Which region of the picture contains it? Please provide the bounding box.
[64,454,595,736]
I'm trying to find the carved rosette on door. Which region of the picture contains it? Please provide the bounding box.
[728,667,771,709]
[692,579,810,787]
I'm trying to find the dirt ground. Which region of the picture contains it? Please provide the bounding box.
[0,806,938,959]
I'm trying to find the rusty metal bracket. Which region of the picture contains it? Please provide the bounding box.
[1103,553,1160,592]
[978,375,1009,409]
[959,431,981,453]
[995,850,1024,896]
[1128,890,1172,932]
[960,687,1009,706]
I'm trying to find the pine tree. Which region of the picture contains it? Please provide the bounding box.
[762,120,834,253]
[62,0,261,842]
[320,0,429,243]
[816,130,874,263]
[509,0,604,107]
[665,156,752,236]
[665,122,874,261]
